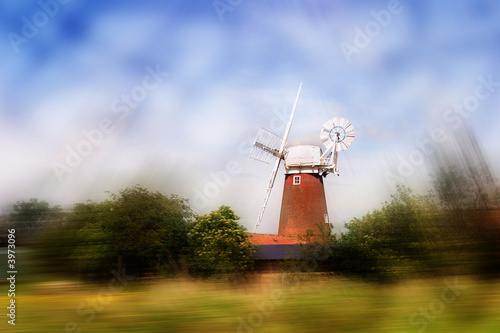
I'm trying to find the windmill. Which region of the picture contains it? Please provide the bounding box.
[249,83,355,236]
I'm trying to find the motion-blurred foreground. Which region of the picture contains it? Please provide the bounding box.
[2,273,500,332]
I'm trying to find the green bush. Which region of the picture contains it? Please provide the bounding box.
[187,206,255,277]
[328,186,445,281]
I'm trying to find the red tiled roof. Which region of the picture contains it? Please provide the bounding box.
[248,233,304,246]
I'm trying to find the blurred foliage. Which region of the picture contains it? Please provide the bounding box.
[8,198,64,244]
[187,206,255,277]
[433,166,498,210]
[434,167,500,277]
[34,188,255,280]
[326,186,443,281]
[322,166,500,282]
[37,185,193,279]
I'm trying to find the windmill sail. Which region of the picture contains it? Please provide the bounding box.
[253,157,282,233]
[280,82,302,152]
[252,82,303,233]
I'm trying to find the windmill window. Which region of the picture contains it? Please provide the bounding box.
[293,175,301,185]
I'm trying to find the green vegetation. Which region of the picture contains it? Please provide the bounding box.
[28,186,255,279]
[325,178,500,281]
[8,198,63,243]
[3,165,499,283]
[187,206,255,277]
[325,186,442,280]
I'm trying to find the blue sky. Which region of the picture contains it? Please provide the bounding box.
[1,0,500,233]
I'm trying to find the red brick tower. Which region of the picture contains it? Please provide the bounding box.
[278,172,328,237]
[277,145,330,237]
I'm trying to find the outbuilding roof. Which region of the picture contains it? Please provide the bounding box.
[248,233,304,246]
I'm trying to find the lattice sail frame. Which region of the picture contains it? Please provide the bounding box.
[249,127,284,164]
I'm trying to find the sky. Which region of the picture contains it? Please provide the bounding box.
[1,0,499,234]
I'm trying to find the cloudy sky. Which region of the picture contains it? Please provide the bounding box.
[1,0,499,233]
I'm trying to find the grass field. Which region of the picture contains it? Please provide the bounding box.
[2,272,500,333]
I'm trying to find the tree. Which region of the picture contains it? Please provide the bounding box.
[187,206,255,277]
[9,198,63,242]
[38,186,193,278]
[104,186,193,276]
[432,166,497,210]
[432,167,500,277]
[36,201,107,276]
[328,186,441,281]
